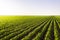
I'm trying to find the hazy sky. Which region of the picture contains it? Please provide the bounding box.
[0,0,60,15]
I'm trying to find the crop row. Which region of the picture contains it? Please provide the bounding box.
[0,16,60,40]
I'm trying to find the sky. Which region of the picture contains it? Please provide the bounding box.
[0,0,60,15]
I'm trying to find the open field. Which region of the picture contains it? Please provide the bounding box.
[0,16,60,40]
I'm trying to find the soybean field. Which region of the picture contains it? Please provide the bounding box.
[0,16,60,40]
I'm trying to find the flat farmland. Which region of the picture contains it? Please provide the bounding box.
[0,16,60,40]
